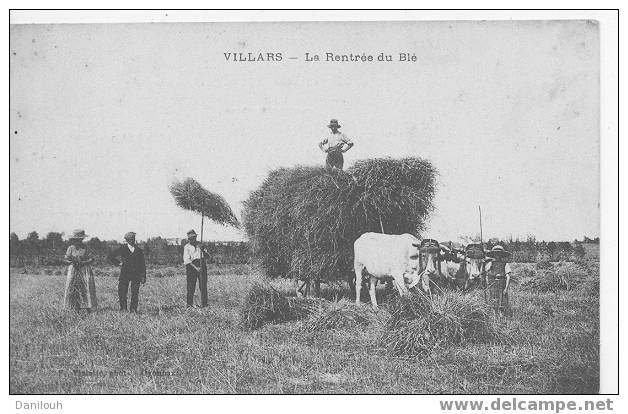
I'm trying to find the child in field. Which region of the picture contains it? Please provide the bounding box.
[484,245,512,315]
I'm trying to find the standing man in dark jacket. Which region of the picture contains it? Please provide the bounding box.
[108,232,147,313]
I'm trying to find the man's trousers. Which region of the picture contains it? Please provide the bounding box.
[118,277,141,312]
[186,264,208,307]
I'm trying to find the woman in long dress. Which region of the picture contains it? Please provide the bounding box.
[63,229,97,312]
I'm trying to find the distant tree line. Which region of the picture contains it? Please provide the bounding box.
[486,238,585,262]
[9,231,598,267]
[9,232,251,267]
[452,235,598,262]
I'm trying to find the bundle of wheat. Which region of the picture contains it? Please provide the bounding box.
[240,282,325,330]
[522,268,572,293]
[381,291,504,356]
[169,177,239,230]
[242,157,437,286]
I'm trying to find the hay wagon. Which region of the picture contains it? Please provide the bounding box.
[242,157,437,298]
[293,267,356,298]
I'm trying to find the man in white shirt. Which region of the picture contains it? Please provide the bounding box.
[183,229,208,308]
[318,119,354,170]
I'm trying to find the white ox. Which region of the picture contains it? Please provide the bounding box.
[353,232,429,309]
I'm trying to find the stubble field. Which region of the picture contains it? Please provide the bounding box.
[9,261,599,394]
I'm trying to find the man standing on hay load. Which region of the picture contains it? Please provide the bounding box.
[484,245,513,316]
[183,229,208,308]
[318,119,354,170]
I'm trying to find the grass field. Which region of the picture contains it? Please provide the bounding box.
[9,261,599,394]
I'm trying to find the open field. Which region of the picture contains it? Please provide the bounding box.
[10,261,599,394]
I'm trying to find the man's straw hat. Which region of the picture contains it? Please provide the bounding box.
[486,245,511,259]
[69,229,88,240]
[327,119,341,129]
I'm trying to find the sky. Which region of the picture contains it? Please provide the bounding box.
[9,20,599,243]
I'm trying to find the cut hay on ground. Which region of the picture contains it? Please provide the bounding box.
[525,270,571,293]
[381,291,507,357]
[304,301,379,332]
[242,157,437,284]
[522,261,589,293]
[240,283,326,330]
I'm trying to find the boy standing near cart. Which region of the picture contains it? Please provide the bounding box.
[484,245,513,315]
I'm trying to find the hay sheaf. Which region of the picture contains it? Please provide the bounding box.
[170,177,239,228]
[242,157,437,283]
[522,261,589,293]
[521,270,569,293]
[240,283,327,330]
[381,291,507,357]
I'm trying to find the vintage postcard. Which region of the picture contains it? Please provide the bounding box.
[8,9,618,409]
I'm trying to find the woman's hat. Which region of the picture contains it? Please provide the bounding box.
[327,119,341,128]
[69,229,88,239]
[187,229,197,237]
[486,245,511,258]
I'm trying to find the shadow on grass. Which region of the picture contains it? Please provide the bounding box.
[285,280,401,307]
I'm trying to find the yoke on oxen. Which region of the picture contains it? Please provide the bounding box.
[458,243,486,291]
[465,244,485,258]
[436,242,487,292]
[417,238,449,293]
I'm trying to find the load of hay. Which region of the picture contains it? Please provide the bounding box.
[381,291,506,356]
[242,157,437,286]
[240,283,326,330]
